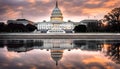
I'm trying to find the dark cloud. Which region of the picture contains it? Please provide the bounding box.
[0,7,7,14]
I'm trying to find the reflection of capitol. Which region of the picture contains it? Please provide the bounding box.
[1,40,73,52]
[44,39,73,65]
[4,40,44,52]
[44,39,73,50]
[73,40,103,51]
[0,40,119,64]
[51,50,63,65]
[0,39,106,52]
[1,39,73,66]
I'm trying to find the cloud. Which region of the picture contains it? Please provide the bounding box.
[0,0,119,22]
[61,0,120,17]
[41,0,51,3]
[27,0,36,4]
[86,0,101,5]
[103,0,120,8]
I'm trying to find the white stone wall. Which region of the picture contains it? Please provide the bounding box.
[37,22,75,31]
[37,22,53,30]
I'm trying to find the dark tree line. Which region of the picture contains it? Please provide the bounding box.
[73,25,87,33]
[0,22,6,32]
[0,23,37,32]
[86,22,100,32]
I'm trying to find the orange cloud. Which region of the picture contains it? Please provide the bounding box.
[41,0,51,4]
[27,0,36,4]
[86,0,101,5]
[17,6,24,10]
[3,6,20,19]
[82,8,111,16]
[103,0,120,7]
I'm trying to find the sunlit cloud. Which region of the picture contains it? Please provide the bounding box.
[4,7,20,19]
[27,0,36,4]
[103,0,120,8]
[86,0,101,5]
[41,0,51,3]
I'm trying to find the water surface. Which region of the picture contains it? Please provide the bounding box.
[0,39,120,69]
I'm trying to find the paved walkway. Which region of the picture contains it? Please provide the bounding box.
[0,33,120,39]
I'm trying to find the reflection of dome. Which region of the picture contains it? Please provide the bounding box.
[50,0,63,22]
[51,50,63,66]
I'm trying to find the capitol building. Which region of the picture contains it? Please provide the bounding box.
[6,0,99,33]
[36,1,75,33]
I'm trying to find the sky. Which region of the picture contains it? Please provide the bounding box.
[0,0,120,22]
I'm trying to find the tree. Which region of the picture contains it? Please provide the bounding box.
[26,24,37,32]
[74,25,87,33]
[87,22,99,32]
[104,7,120,32]
[0,22,5,32]
[104,7,120,22]
[6,23,27,32]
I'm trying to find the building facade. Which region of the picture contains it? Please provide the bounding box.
[7,19,34,25]
[80,19,100,32]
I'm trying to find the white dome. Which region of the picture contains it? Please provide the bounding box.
[50,1,63,22]
[51,7,62,16]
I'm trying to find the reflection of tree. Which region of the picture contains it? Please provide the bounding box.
[6,40,24,47]
[0,40,5,48]
[73,40,120,64]
[105,43,120,64]
[5,40,43,52]
[73,40,103,51]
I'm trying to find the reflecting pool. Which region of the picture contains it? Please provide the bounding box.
[0,39,120,69]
